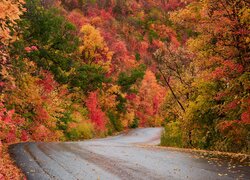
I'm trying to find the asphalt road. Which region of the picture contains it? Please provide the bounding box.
[9,128,250,180]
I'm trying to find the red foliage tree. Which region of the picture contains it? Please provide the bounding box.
[86,91,107,131]
[37,71,58,96]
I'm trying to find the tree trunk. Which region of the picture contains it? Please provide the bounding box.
[158,68,186,112]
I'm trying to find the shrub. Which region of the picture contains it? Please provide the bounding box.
[66,122,94,140]
[129,117,139,128]
[161,121,183,147]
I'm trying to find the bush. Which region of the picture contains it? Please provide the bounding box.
[129,117,139,128]
[161,121,183,147]
[66,122,94,140]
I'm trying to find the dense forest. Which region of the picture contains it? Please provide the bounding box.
[0,0,249,178]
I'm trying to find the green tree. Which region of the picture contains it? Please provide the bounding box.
[70,64,110,94]
[12,0,79,83]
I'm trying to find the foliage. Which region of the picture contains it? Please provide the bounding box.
[129,117,139,129]
[66,121,94,140]
[118,64,146,92]
[70,64,109,94]
[1,1,250,178]
[79,24,113,70]
[13,0,79,83]
[161,121,183,147]
[0,0,25,45]
[0,144,25,179]
[107,110,123,132]
[116,94,127,113]
[136,69,166,126]
[160,0,250,153]
[86,91,107,131]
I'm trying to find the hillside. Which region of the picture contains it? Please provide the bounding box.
[0,0,249,178]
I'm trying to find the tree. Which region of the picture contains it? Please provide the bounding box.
[136,69,165,126]
[79,24,113,70]
[86,91,107,131]
[118,64,146,93]
[70,64,109,94]
[154,46,194,112]
[166,0,250,152]
[12,0,79,83]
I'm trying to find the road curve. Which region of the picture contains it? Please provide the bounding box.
[9,128,250,180]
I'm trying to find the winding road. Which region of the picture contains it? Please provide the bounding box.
[9,128,250,180]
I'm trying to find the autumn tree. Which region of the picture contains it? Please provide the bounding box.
[118,64,146,93]
[164,0,250,152]
[79,24,113,69]
[70,64,109,94]
[136,69,165,126]
[12,0,79,83]
[154,46,193,113]
[86,91,107,131]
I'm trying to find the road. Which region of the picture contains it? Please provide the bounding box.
[9,128,250,180]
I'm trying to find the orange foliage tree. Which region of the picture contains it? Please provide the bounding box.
[136,69,166,126]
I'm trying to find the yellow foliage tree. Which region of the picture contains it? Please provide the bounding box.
[79,24,113,71]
